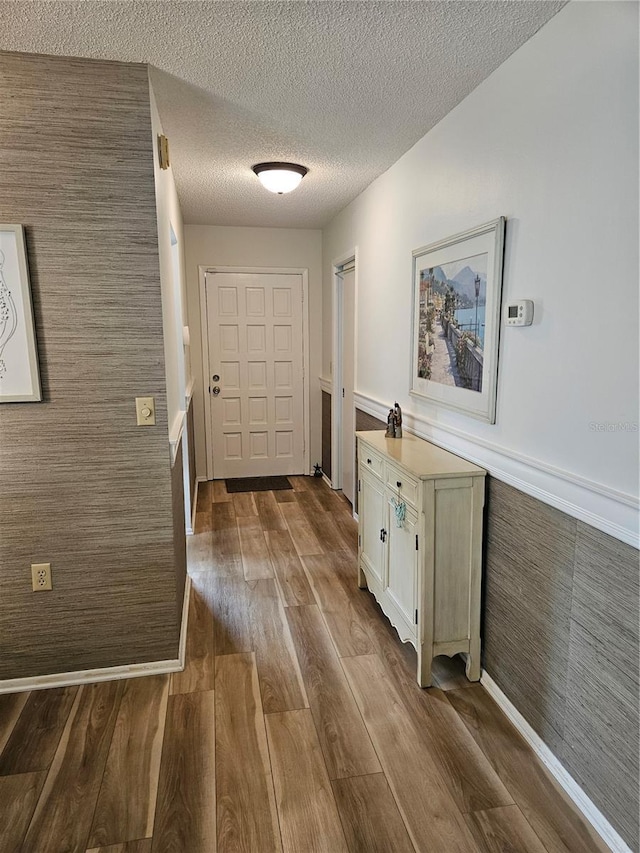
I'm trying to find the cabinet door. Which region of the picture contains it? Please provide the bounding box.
[385,500,419,630]
[360,470,386,586]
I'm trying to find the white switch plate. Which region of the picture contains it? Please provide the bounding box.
[135,396,156,426]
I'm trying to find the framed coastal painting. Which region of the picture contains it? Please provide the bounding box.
[410,217,505,424]
[0,225,42,402]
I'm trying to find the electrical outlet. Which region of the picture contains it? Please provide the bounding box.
[31,563,52,591]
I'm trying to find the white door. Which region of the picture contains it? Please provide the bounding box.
[385,500,419,631]
[340,266,355,504]
[360,471,385,587]
[205,271,305,478]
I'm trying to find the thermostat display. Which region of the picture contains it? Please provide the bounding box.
[504,300,534,326]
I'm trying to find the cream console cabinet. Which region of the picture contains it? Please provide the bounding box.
[356,431,486,687]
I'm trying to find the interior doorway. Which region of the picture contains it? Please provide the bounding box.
[332,256,357,507]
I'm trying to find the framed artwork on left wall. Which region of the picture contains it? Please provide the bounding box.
[0,224,42,402]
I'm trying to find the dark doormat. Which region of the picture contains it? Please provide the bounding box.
[225,476,293,493]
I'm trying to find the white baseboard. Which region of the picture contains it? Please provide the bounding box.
[322,472,358,522]
[0,576,192,696]
[189,479,199,535]
[480,671,631,853]
[177,574,191,668]
[169,410,186,466]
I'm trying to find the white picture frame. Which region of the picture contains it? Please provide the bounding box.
[0,224,42,402]
[410,217,505,424]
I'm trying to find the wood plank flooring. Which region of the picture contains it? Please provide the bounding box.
[88,677,169,849]
[0,476,608,853]
[266,709,349,853]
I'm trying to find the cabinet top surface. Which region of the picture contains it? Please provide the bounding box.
[357,431,486,479]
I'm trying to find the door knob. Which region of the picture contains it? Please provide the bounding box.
[212,386,221,396]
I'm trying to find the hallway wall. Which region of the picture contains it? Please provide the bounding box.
[322,3,639,848]
[323,1,638,519]
[0,52,182,680]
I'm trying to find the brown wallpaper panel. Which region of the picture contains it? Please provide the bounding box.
[483,478,575,752]
[321,390,331,479]
[187,399,197,508]
[563,522,639,850]
[484,479,639,849]
[355,408,386,433]
[354,408,385,512]
[0,52,181,679]
[171,441,187,631]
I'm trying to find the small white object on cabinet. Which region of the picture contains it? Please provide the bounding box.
[357,431,486,687]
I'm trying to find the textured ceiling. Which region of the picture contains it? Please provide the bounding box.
[0,1,565,228]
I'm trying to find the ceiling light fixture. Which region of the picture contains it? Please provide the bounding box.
[252,162,308,194]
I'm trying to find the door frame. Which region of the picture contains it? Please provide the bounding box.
[198,265,310,481]
[331,249,358,495]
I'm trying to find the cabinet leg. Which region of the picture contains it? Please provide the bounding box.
[357,565,367,589]
[417,646,433,688]
[465,649,481,682]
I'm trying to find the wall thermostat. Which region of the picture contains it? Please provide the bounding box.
[504,300,534,326]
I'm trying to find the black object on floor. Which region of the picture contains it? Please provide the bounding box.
[225,476,293,493]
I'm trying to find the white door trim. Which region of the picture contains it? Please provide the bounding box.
[199,265,310,481]
[331,249,358,492]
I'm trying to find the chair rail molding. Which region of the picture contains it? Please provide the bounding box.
[353,391,639,549]
[319,376,332,394]
[169,410,186,465]
[185,376,195,406]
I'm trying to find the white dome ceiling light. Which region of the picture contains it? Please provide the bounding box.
[252,162,308,194]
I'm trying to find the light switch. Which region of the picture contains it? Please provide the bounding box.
[135,396,156,426]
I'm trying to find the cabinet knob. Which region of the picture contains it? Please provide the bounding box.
[367,458,372,465]
[396,481,402,488]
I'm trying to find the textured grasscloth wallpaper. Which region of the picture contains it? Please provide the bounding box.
[0,52,184,679]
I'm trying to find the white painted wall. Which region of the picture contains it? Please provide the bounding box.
[323,1,639,541]
[149,82,188,446]
[185,225,323,478]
